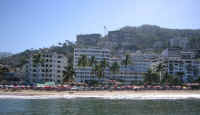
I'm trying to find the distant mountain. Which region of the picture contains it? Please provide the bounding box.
[76,25,200,52]
[1,25,200,67]
[0,52,12,59]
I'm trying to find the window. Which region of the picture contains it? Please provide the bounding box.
[57,61,61,63]
[33,65,37,67]
[58,56,62,58]
[57,70,61,73]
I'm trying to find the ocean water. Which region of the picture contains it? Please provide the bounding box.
[0,99,200,115]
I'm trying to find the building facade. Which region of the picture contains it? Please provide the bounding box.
[74,48,159,83]
[25,52,68,84]
[162,48,200,82]
[74,48,111,82]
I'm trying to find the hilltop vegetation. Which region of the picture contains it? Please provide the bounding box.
[0,52,12,59]
[77,25,200,52]
[0,40,75,67]
[1,25,200,67]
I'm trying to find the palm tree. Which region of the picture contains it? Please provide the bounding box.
[0,66,9,82]
[121,54,131,68]
[78,55,88,67]
[144,69,157,85]
[169,63,174,72]
[110,62,120,79]
[155,62,165,84]
[100,58,109,69]
[162,72,174,84]
[121,54,131,78]
[89,56,96,66]
[63,63,75,83]
[99,58,109,81]
[92,63,103,82]
[176,72,184,83]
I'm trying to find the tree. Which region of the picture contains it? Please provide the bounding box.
[88,56,96,66]
[100,58,109,69]
[99,58,109,81]
[176,72,184,83]
[0,66,9,81]
[169,63,174,72]
[121,54,131,78]
[63,63,75,83]
[110,62,120,79]
[162,72,174,85]
[154,62,166,84]
[121,54,131,68]
[144,69,159,85]
[32,53,44,64]
[78,55,88,67]
[92,62,104,82]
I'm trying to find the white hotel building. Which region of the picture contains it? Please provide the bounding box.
[74,48,111,82]
[162,48,200,81]
[25,52,68,84]
[74,48,159,83]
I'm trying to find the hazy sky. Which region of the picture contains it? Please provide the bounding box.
[0,0,200,53]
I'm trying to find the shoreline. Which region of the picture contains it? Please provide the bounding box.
[0,90,200,100]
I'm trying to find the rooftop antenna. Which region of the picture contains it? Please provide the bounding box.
[103,26,108,48]
[104,26,113,50]
[104,26,108,37]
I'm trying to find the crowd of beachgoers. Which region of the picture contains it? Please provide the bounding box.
[0,84,199,91]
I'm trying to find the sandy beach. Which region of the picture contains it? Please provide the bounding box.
[0,90,200,100]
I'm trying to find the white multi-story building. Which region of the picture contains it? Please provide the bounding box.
[110,66,144,83]
[162,48,200,82]
[74,48,111,66]
[74,48,111,82]
[167,59,200,81]
[25,52,68,84]
[74,48,159,83]
[130,51,160,73]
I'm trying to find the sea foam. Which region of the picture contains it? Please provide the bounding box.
[0,94,200,100]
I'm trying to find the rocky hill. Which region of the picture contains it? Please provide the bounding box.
[0,40,75,67]
[0,52,12,59]
[76,25,200,52]
[1,25,200,67]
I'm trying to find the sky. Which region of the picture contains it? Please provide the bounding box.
[0,0,200,53]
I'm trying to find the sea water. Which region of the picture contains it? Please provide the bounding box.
[0,98,200,115]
